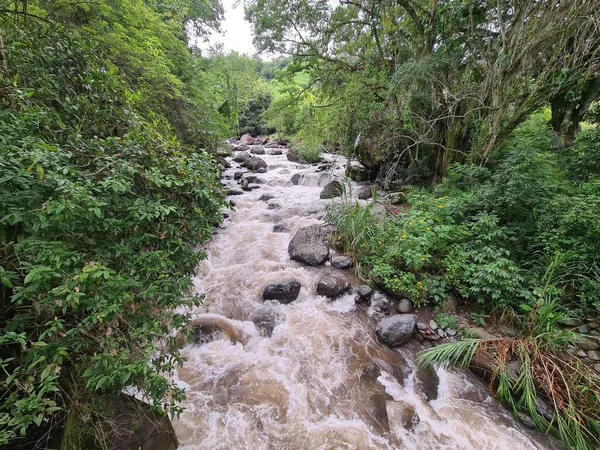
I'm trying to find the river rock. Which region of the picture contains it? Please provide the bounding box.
[265,142,279,148]
[233,151,250,163]
[357,186,373,200]
[250,145,265,155]
[249,306,285,337]
[287,149,300,162]
[417,322,428,331]
[577,325,589,334]
[267,148,283,155]
[291,173,302,185]
[320,180,344,199]
[573,335,600,351]
[244,175,265,184]
[243,157,268,171]
[331,255,353,269]
[588,350,600,361]
[396,299,413,313]
[239,133,255,145]
[215,146,232,157]
[429,320,438,331]
[316,275,351,298]
[259,194,275,201]
[288,224,331,266]
[234,171,244,180]
[356,285,373,300]
[256,135,269,144]
[446,329,457,337]
[372,292,394,314]
[234,144,251,152]
[273,224,289,233]
[375,314,417,347]
[257,167,267,173]
[263,280,302,304]
[227,189,244,196]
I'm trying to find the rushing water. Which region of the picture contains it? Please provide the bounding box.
[173,147,561,450]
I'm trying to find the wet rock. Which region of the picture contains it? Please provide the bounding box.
[429,320,438,331]
[357,186,373,200]
[386,400,420,432]
[588,350,600,361]
[573,335,600,351]
[244,175,265,184]
[396,299,412,314]
[273,224,289,233]
[267,203,279,210]
[249,306,285,337]
[415,365,439,401]
[267,148,283,155]
[234,144,251,152]
[578,324,589,334]
[234,171,244,180]
[240,180,260,191]
[316,275,351,298]
[287,149,300,162]
[442,293,458,313]
[257,167,267,174]
[356,285,373,300]
[288,224,331,266]
[371,292,394,314]
[263,280,302,303]
[259,194,275,201]
[375,314,417,347]
[243,157,268,171]
[319,180,344,199]
[239,133,255,145]
[233,151,250,163]
[346,164,375,182]
[291,173,302,185]
[250,145,265,155]
[227,189,244,196]
[559,317,582,327]
[331,255,353,269]
[265,142,280,148]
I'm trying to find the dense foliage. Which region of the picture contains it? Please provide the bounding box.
[0,1,226,447]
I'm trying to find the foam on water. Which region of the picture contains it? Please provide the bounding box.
[174,148,560,450]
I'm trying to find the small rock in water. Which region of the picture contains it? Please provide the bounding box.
[273,224,288,233]
[316,275,351,298]
[257,167,267,173]
[287,149,300,162]
[577,325,589,334]
[263,280,302,303]
[243,157,268,171]
[249,306,285,337]
[588,350,600,361]
[267,203,279,210]
[244,175,265,184]
[291,173,302,185]
[250,145,265,154]
[319,180,344,199]
[267,148,283,155]
[396,298,413,314]
[416,322,428,331]
[233,151,250,163]
[227,189,244,196]
[429,320,438,331]
[259,194,275,201]
[234,171,244,180]
[331,255,353,269]
[375,314,417,347]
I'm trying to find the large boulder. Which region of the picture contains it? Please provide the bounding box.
[239,134,255,145]
[288,224,331,266]
[234,144,251,152]
[354,135,381,170]
[263,280,302,303]
[316,275,351,298]
[375,314,417,347]
[287,149,300,162]
[250,145,265,155]
[249,306,286,337]
[243,157,268,171]
[320,180,344,199]
[233,151,250,163]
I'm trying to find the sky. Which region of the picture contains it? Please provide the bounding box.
[197,0,257,56]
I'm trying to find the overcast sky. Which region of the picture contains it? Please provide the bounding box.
[196,0,256,56]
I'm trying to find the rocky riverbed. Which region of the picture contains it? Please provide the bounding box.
[172,135,563,450]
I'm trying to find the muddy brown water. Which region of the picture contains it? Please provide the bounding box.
[173,149,561,450]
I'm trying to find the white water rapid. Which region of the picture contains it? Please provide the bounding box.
[172,147,561,450]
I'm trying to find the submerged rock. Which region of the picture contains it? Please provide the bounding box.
[316,275,351,298]
[263,280,302,303]
[375,314,417,347]
[249,306,286,337]
[288,224,331,266]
